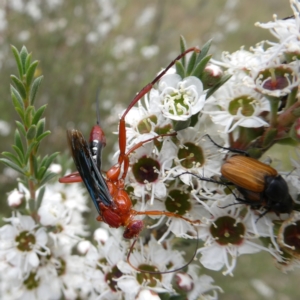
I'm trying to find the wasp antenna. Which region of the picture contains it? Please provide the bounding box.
[96,88,101,125]
[127,231,199,275]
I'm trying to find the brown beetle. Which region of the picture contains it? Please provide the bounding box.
[221,155,294,216]
[177,135,294,217]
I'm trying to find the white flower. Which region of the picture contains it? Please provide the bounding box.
[0,119,11,136]
[42,181,90,213]
[150,74,206,121]
[211,48,261,74]
[82,234,128,298]
[48,163,62,174]
[128,140,177,206]
[124,95,172,150]
[37,182,90,246]
[255,0,300,56]
[38,201,88,247]
[136,289,160,300]
[116,236,182,298]
[179,265,223,300]
[145,185,207,239]
[168,127,224,184]
[0,212,49,277]
[193,196,279,276]
[7,189,24,207]
[245,62,300,98]
[204,77,270,132]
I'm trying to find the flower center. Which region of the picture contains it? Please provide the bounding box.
[137,115,157,134]
[257,67,293,91]
[15,230,36,251]
[23,272,40,290]
[178,142,204,169]
[165,89,191,116]
[228,96,255,116]
[56,257,67,276]
[165,189,191,215]
[105,265,123,292]
[136,264,162,287]
[132,156,160,183]
[210,216,245,245]
[282,220,300,254]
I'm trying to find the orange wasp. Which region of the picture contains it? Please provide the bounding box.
[59,48,201,272]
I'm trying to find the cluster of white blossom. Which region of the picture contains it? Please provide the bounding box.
[1,0,300,299]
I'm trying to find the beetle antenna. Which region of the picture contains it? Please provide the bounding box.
[127,230,199,274]
[255,208,272,223]
[203,134,248,156]
[175,171,228,186]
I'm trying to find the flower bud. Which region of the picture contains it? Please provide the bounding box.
[7,189,24,207]
[201,64,223,88]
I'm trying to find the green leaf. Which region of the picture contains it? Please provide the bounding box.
[175,61,185,79]
[25,53,32,71]
[196,39,212,64]
[191,55,212,78]
[292,107,300,118]
[14,129,24,155]
[186,51,197,76]
[169,295,186,300]
[206,74,231,99]
[37,166,46,180]
[10,86,24,109]
[179,35,187,67]
[24,141,38,163]
[262,128,278,148]
[26,125,37,140]
[0,158,25,174]
[32,104,47,125]
[20,46,29,73]
[40,152,59,171]
[26,60,39,86]
[24,106,34,128]
[12,145,25,163]
[15,121,26,136]
[174,118,191,131]
[39,171,58,186]
[11,45,23,78]
[33,155,39,178]
[36,131,51,142]
[28,197,35,212]
[36,118,45,137]
[10,75,27,99]
[36,186,46,208]
[2,151,23,166]
[15,107,25,122]
[30,76,43,105]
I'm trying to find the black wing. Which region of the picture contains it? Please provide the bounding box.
[67,129,113,214]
